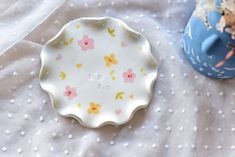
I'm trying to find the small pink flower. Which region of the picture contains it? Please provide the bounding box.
[123,69,136,83]
[78,35,94,51]
[64,86,77,99]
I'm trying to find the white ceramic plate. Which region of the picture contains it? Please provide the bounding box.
[39,17,157,128]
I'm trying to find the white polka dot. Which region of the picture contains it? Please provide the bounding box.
[218,110,223,114]
[5,129,10,135]
[179,126,184,131]
[110,140,115,145]
[68,134,73,139]
[33,147,38,152]
[13,71,18,76]
[7,113,13,119]
[152,144,157,148]
[39,116,44,122]
[230,145,235,150]
[24,114,29,120]
[52,132,57,138]
[155,107,161,112]
[20,131,25,136]
[10,99,15,104]
[128,125,132,129]
[154,125,158,131]
[17,148,22,153]
[123,142,129,147]
[28,84,33,89]
[168,108,173,113]
[27,99,32,104]
[42,100,47,104]
[164,144,169,149]
[206,92,211,97]
[191,144,196,149]
[54,117,59,122]
[166,126,171,132]
[217,145,222,149]
[1,147,7,152]
[64,150,69,155]
[219,91,224,96]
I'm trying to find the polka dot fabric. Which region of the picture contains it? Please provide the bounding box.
[1,0,235,157]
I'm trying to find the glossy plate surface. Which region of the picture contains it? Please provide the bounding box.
[39,17,157,128]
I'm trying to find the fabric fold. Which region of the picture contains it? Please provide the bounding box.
[0,0,65,56]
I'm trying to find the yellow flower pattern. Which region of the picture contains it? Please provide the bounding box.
[40,18,158,129]
[104,53,118,67]
[76,63,82,69]
[88,102,101,115]
[56,25,146,118]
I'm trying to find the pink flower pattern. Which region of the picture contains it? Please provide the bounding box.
[64,86,77,99]
[78,35,94,51]
[123,69,136,83]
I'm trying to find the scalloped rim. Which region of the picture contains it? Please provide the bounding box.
[39,17,157,128]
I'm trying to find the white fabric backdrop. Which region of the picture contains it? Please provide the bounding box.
[1,0,235,157]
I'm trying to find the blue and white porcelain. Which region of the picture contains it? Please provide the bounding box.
[183,0,235,79]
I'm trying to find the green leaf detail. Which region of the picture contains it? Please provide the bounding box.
[59,71,66,80]
[63,40,68,46]
[110,70,116,80]
[140,68,147,76]
[63,37,74,46]
[115,92,125,100]
[69,37,74,43]
[110,70,115,75]
[108,28,115,37]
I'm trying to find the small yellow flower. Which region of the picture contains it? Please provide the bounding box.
[76,63,82,69]
[76,24,80,29]
[88,102,101,115]
[104,53,118,67]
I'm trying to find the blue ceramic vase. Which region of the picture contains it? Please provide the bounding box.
[183,0,235,79]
